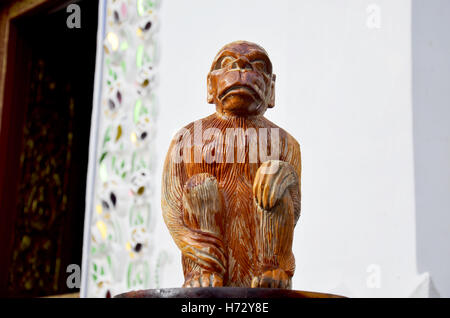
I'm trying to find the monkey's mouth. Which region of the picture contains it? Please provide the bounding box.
[218,85,261,101]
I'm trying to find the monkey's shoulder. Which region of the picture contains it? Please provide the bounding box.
[261,118,301,150]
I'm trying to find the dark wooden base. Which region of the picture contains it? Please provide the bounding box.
[115,287,344,298]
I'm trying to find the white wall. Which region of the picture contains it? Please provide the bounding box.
[154,0,424,297]
[412,0,450,297]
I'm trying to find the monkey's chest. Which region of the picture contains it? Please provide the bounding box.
[186,161,260,228]
[218,172,258,284]
[186,163,261,285]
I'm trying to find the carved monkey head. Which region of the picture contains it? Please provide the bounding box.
[207,41,276,117]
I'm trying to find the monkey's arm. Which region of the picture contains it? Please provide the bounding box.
[281,136,301,277]
[286,136,302,224]
[161,138,226,276]
[251,136,301,286]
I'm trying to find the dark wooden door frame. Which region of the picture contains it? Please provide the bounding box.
[0,0,73,297]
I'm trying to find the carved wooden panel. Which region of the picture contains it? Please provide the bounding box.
[8,57,76,295]
[1,0,98,297]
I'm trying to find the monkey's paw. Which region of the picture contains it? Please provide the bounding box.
[183,271,223,288]
[251,268,291,289]
[253,160,299,211]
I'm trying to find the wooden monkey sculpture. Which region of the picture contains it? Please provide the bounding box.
[162,41,301,289]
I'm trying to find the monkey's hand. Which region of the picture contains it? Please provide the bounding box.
[183,270,223,288]
[253,160,299,211]
[251,268,291,289]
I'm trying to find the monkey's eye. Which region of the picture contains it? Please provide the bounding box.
[220,56,234,69]
[252,60,267,73]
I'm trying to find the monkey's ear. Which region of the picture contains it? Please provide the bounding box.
[207,73,215,104]
[268,74,276,108]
